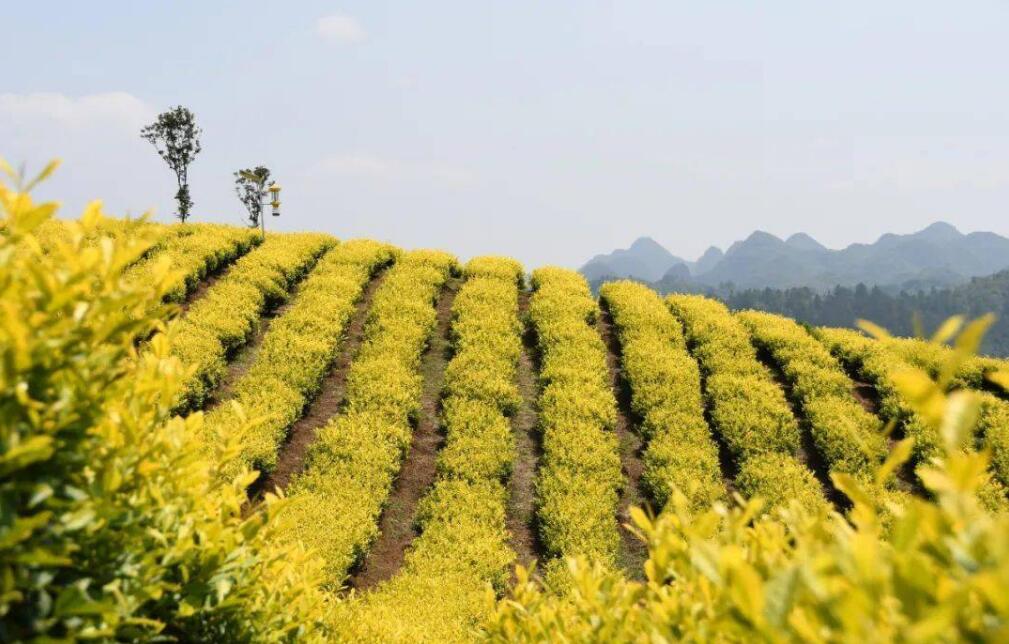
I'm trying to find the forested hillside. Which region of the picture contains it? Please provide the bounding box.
[591,268,1009,357]
[724,270,1009,356]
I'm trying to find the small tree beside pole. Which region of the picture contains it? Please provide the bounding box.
[234,166,272,229]
[237,168,281,238]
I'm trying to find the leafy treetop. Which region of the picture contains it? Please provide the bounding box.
[140,106,202,222]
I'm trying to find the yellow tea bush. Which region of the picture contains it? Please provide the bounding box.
[201,239,394,472]
[599,280,723,511]
[170,232,334,410]
[738,310,888,481]
[277,250,458,584]
[667,294,826,514]
[0,162,330,641]
[487,319,1009,642]
[529,267,622,567]
[332,256,523,642]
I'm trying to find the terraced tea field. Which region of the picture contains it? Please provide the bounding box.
[8,205,1009,641]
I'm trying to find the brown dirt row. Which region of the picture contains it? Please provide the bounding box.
[850,380,881,415]
[754,348,850,512]
[250,267,391,500]
[505,291,544,575]
[595,303,649,580]
[833,361,924,496]
[348,278,460,591]
[184,245,330,413]
[671,331,741,500]
[201,295,293,414]
[177,236,265,313]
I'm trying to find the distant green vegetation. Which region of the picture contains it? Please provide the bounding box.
[724,270,1009,356]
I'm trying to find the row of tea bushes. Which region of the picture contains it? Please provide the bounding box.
[667,295,827,514]
[599,280,724,511]
[276,250,458,584]
[738,311,889,480]
[201,240,395,472]
[124,223,261,303]
[528,268,622,564]
[170,233,334,410]
[331,256,525,643]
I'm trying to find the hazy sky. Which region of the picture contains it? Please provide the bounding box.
[3,2,1009,268]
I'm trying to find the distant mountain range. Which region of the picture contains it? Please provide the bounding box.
[580,222,1009,292]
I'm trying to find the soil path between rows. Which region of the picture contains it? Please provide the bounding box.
[505,291,543,576]
[754,348,850,512]
[178,242,255,314]
[202,296,293,414]
[851,380,881,415]
[251,267,390,499]
[596,302,648,580]
[348,278,460,591]
[832,359,925,496]
[672,327,740,499]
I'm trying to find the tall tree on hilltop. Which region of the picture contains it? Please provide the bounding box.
[140,106,202,222]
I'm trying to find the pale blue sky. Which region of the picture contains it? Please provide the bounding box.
[3,1,1009,268]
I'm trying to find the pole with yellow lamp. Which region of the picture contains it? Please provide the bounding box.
[265,182,281,238]
[237,169,282,239]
